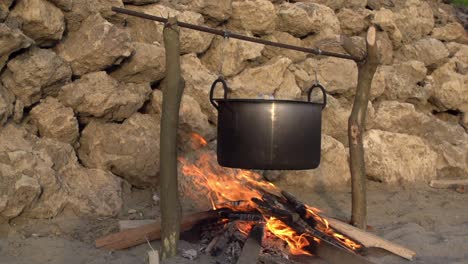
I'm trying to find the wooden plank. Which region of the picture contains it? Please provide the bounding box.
[429,179,468,189]
[236,225,263,264]
[95,211,219,250]
[119,220,157,231]
[325,217,416,261]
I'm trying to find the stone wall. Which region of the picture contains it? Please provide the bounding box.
[0,0,467,222]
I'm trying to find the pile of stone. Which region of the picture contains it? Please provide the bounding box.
[0,0,467,223]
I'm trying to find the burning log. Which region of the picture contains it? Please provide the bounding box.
[236,225,264,264]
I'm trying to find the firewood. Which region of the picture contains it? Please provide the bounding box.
[429,179,468,189]
[119,220,157,231]
[324,217,416,261]
[95,210,220,250]
[236,225,263,264]
[148,251,159,264]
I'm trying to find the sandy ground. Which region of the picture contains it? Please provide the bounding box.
[0,182,467,264]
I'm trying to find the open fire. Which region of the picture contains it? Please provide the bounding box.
[179,133,363,258]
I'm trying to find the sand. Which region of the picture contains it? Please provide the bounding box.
[0,182,467,264]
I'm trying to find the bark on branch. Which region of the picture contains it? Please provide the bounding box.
[160,17,184,260]
[342,27,380,229]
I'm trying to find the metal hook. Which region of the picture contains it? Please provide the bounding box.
[218,29,230,78]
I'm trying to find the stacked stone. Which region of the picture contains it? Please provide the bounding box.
[0,0,467,221]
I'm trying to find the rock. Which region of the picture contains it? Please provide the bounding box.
[181,53,218,122]
[396,38,449,67]
[462,113,468,131]
[55,13,132,76]
[123,0,158,5]
[431,52,468,113]
[432,22,466,42]
[48,0,73,11]
[337,8,370,35]
[275,135,351,190]
[262,31,306,63]
[364,129,438,183]
[0,24,33,71]
[0,0,14,21]
[126,5,213,54]
[13,100,24,123]
[379,60,428,102]
[300,57,358,96]
[275,70,302,100]
[395,0,434,44]
[63,0,124,32]
[345,0,367,9]
[7,0,65,47]
[78,113,160,187]
[229,57,292,98]
[110,42,166,84]
[367,0,395,10]
[229,0,276,35]
[372,8,403,48]
[146,90,216,140]
[277,2,340,38]
[201,32,263,77]
[0,84,14,125]
[370,66,386,99]
[29,97,79,144]
[0,124,123,222]
[58,72,151,121]
[196,0,232,21]
[182,249,198,260]
[376,31,394,65]
[371,101,468,177]
[1,48,72,106]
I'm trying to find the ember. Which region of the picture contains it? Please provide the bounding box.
[179,133,364,258]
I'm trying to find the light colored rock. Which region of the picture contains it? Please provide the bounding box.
[364,129,438,183]
[367,0,394,10]
[345,0,367,9]
[371,101,468,177]
[370,66,386,99]
[430,47,468,112]
[462,113,468,131]
[337,8,370,35]
[13,100,24,124]
[0,124,123,222]
[396,38,449,67]
[262,31,306,63]
[432,22,466,42]
[200,0,232,21]
[0,24,34,71]
[275,135,351,190]
[376,31,394,65]
[181,53,218,122]
[379,60,428,101]
[1,48,72,106]
[229,0,276,35]
[229,57,292,98]
[300,57,358,95]
[56,13,132,76]
[147,90,215,140]
[58,71,151,121]
[7,0,64,47]
[0,0,14,21]
[63,0,124,32]
[275,70,302,100]
[78,113,160,188]
[395,0,434,44]
[29,97,79,144]
[372,8,403,48]
[277,2,340,38]
[48,0,73,11]
[201,33,263,77]
[0,84,14,126]
[110,42,166,84]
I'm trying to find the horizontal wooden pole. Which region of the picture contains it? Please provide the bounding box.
[111,7,364,62]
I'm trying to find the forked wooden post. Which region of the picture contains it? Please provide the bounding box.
[160,17,183,260]
[342,26,379,229]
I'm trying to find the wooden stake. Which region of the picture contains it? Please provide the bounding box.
[342,27,379,229]
[160,16,184,260]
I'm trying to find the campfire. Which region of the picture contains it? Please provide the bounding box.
[176,133,364,262]
[95,134,415,263]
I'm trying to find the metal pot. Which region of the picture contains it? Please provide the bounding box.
[209,77,327,170]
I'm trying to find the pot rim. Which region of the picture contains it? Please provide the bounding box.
[213,98,324,106]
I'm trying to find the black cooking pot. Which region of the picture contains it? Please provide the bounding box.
[209,77,327,170]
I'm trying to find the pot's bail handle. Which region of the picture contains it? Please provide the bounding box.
[307,83,327,109]
[209,76,229,110]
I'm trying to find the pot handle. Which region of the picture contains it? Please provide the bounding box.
[209,76,229,110]
[307,83,327,109]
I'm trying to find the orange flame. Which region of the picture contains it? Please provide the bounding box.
[180,133,361,255]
